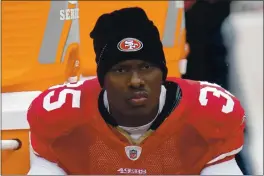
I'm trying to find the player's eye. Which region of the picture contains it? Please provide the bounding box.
[111,67,127,73]
[141,64,152,70]
[115,68,126,73]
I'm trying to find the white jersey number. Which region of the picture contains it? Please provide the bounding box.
[199,81,235,114]
[43,81,84,111]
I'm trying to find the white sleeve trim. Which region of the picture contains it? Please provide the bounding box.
[28,132,66,175]
[201,158,243,175]
[207,145,243,164]
[28,154,67,175]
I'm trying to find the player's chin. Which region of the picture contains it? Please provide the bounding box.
[124,99,153,115]
[125,106,151,116]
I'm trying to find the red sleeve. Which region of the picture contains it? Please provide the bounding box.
[184,1,196,10]
[188,81,246,166]
[206,101,245,166]
[27,81,89,161]
[30,130,58,163]
[27,82,86,140]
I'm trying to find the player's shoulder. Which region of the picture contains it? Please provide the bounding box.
[167,77,201,92]
[193,80,244,117]
[30,78,100,110]
[169,78,244,115]
[180,79,245,138]
[27,78,101,137]
[168,78,245,134]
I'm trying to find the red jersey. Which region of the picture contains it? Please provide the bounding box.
[27,77,245,175]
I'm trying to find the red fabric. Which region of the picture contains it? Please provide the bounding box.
[28,78,245,174]
[185,0,219,10]
[185,1,197,10]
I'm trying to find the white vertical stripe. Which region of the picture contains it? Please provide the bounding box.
[207,146,243,164]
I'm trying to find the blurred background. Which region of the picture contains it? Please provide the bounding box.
[1,0,263,175]
[227,1,263,175]
[184,1,263,175]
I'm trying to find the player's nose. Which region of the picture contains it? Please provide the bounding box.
[128,71,144,88]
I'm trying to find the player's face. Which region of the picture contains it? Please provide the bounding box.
[104,59,163,125]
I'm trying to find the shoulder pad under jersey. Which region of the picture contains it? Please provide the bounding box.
[186,81,245,139]
[27,79,100,139]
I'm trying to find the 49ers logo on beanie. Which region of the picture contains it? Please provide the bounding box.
[117,38,143,52]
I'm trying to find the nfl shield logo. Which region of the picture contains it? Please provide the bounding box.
[125,146,142,161]
[129,149,137,159]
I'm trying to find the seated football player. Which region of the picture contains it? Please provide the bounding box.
[27,7,245,175]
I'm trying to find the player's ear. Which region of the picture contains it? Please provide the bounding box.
[162,78,165,85]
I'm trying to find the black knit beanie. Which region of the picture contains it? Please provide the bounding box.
[90,7,168,87]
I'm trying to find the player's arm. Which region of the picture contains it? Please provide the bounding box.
[194,81,246,173]
[27,81,87,174]
[27,81,86,140]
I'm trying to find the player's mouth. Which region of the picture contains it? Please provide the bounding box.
[127,91,148,106]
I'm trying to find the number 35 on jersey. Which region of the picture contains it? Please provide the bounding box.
[199,81,235,114]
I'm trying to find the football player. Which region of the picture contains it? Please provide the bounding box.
[27,7,245,175]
